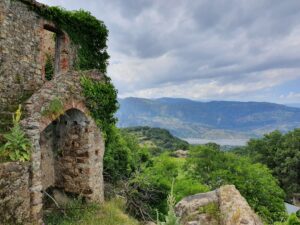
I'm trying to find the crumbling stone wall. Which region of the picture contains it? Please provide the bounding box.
[21,70,105,223]
[0,0,75,135]
[0,0,106,224]
[0,162,31,225]
[40,108,104,200]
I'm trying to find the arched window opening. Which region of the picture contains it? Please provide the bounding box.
[42,24,63,81]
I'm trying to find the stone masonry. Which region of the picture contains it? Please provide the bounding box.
[0,162,31,225]
[0,0,106,224]
[0,0,75,136]
[21,70,105,223]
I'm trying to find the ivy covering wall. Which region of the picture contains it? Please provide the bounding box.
[20,0,110,73]
[17,0,119,142]
[19,0,118,128]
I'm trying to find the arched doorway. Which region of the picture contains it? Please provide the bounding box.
[39,108,104,204]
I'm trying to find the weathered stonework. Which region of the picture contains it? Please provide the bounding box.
[0,0,75,134]
[0,0,106,224]
[0,162,31,225]
[20,70,105,223]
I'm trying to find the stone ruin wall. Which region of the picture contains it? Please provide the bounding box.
[19,70,106,224]
[0,0,105,224]
[0,162,31,225]
[40,108,104,200]
[0,0,76,137]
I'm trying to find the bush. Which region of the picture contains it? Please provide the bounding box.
[45,53,54,81]
[157,183,181,225]
[186,145,287,224]
[125,154,208,221]
[104,127,150,183]
[274,213,300,225]
[44,198,140,225]
[80,76,118,138]
[232,129,300,200]
[41,97,64,120]
[0,105,31,162]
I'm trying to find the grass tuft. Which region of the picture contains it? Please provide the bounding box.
[44,198,140,225]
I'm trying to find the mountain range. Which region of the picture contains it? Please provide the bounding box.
[116,97,300,140]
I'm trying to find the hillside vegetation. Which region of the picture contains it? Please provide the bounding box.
[117,97,300,139]
[232,128,300,201]
[122,126,189,154]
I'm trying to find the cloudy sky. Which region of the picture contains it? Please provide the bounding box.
[39,0,300,104]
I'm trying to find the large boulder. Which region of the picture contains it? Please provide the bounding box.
[218,185,263,225]
[175,190,219,225]
[175,185,263,225]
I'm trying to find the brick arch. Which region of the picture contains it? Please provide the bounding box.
[38,100,90,132]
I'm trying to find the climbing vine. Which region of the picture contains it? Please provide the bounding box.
[19,0,119,135]
[80,76,119,139]
[20,0,109,73]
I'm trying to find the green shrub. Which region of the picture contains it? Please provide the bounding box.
[232,129,300,200]
[198,202,220,221]
[186,145,287,224]
[41,97,64,120]
[80,76,118,138]
[275,213,300,225]
[0,105,31,162]
[125,155,208,220]
[103,126,149,182]
[22,4,109,73]
[45,53,54,81]
[157,183,181,225]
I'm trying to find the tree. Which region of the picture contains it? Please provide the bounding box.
[236,129,300,200]
[186,145,287,224]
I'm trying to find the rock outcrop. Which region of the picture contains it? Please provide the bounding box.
[218,185,263,225]
[171,150,189,158]
[175,185,263,225]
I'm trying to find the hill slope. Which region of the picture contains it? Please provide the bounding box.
[117,97,300,139]
[122,126,189,152]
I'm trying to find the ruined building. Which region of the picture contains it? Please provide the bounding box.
[0,0,106,223]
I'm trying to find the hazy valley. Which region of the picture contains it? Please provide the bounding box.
[117,97,300,145]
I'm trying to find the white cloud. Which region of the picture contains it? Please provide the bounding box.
[38,0,300,103]
[280,92,300,103]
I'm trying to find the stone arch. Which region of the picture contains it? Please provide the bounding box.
[24,105,104,222]
[20,70,105,222]
[40,108,104,196]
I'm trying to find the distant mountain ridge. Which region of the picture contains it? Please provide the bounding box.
[116,97,300,139]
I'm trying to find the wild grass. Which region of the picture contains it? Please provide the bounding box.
[44,198,140,225]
